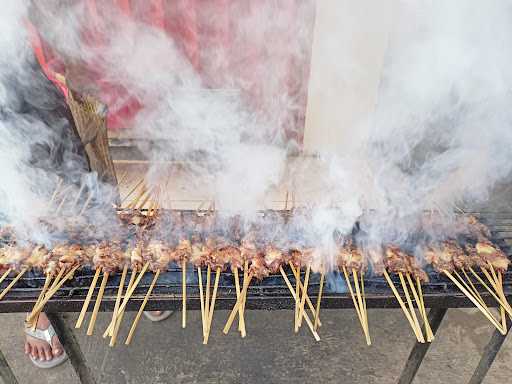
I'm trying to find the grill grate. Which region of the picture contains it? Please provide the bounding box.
[1,211,511,311]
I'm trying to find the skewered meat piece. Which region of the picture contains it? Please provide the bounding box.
[189,238,206,267]
[210,238,239,272]
[384,245,409,274]
[249,252,269,280]
[92,242,123,273]
[337,239,365,272]
[25,245,50,269]
[127,241,144,271]
[288,248,302,269]
[51,244,85,270]
[309,248,325,274]
[240,232,259,265]
[228,245,243,271]
[366,246,385,275]
[408,257,429,283]
[264,245,288,274]
[171,239,192,264]
[385,245,429,282]
[443,241,472,270]
[464,243,487,269]
[118,210,155,228]
[423,244,454,272]
[3,244,33,267]
[144,240,171,272]
[475,240,509,273]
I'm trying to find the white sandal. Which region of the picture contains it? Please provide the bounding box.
[143,310,174,322]
[25,324,68,369]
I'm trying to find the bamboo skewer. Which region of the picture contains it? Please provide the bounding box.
[87,272,109,336]
[110,269,137,347]
[206,264,211,328]
[482,267,511,322]
[27,273,52,330]
[0,269,27,301]
[342,266,369,344]
[383,269,425,342]
[182,260,187,328]
[469,268,512,315]
[443,270,505,334]
[279,268,321,341]
[314,272,324,331]
[223,273,253,335]
[104,265,128,338]
[498,273,508,326]
[353,269,367,331]
[461,269,487,307]
[361,272,368,331]
[353,269,371,345]
[234,267,247,336]
[125,270,160,345]
[72,183,86,209]
[234,267,242,333]
[457,270,489,310]
[0,268,12,286]
[398,272,425,343]
[79,192,93,216]
[75,268,102,329]
[405,274,433,342]
[121,178,145,205]
[198,267,206,338]
[289,262,301,329]
[204,268,221,344]
[240,260,249,336]
[27,266,78,321]
[49,179,63,205]
[411,275,434,341]
[289,264,322,326]
[296,265,311,331]
[103,262,150,337]
[454,269,503,331]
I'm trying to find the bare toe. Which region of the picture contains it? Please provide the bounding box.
[24,341,30,355]
[51,336,63,357]
[36,346,44,361]
[43,345,53,361]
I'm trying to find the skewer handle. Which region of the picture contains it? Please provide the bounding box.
[75,268,101,329]
[125,270,160,345]
[86,272,109,336]
[182,260,187,329]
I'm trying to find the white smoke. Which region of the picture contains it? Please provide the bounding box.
[1,1,512,269]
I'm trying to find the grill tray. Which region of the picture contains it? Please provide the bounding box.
[1,212,511,312]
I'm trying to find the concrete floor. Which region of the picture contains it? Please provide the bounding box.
[0,308,510,384]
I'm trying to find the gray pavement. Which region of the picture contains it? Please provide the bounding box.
[0,308,510,384]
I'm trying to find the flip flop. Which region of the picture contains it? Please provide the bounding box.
[25,324,68,369]
[143,310,174,322]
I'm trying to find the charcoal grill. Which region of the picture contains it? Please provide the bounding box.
[1,211,511,384]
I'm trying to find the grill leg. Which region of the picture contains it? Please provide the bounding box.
[468,317,511,384]
[46,313,97,384]
[397,308,448,384]
[0,347,18,384]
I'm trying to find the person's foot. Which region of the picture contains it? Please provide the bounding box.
[24,313,64,362]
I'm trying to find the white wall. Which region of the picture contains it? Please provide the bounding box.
[303,0,398,154]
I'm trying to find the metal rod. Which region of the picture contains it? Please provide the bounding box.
[46,313,97,384]
[0,347,18,384]
[397,308,448,384]
[468,317,511,384]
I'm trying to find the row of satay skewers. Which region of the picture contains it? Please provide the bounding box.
[0,208,510,346]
